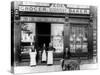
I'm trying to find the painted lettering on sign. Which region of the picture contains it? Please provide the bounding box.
[51,4,66,8]
[20,17,65,23]
[19,5,90,14]
[19,6,68,13]
[68,9,90,14]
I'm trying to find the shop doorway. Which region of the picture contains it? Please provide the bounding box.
[36,22,51,49]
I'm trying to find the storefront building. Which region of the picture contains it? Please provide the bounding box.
[11,1,97,66]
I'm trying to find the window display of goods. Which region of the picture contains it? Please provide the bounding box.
[52,36,63,52]
[21,31,35,42]
[51,24,64,36]
[83,36,87,41]
[70,25,88,53]
[72,34,76,38]
[21,23,35,33]
[70,36,74,41]
[21,23,35,42]
[70,44,76,52]
[78,33,83,37]
[82,43,88,52]
[76,44,82,49]
[76,37,81,42]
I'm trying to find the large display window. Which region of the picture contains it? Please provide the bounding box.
[21,23,36,54]
[51,24,64,53]
[21,23,35,42]
[70,25,88,53]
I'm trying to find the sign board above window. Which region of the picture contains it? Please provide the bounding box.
[19,6,90,14]
[68,8,90,14]
[19,5,68,13]
[20,17,65,23]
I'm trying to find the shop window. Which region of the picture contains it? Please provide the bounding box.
[70,25,88,53]
[51,24,64,53]
[21,23,36,53]
[21,23,35,42]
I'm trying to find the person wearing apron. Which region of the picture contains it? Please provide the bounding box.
[42,44,47,63]
[29,43,37,67]
[47,43,55,65]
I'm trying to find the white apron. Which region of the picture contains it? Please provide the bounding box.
[30,52,37,66]
[42,50,46,61]
[47,51,53,64]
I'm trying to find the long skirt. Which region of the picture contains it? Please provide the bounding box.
[47,51,53,65]
[30,52,37,66]
[42,50,47,61]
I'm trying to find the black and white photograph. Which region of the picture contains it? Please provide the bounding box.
[11,1,97,74]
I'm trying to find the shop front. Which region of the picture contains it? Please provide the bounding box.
[20,17,65,63]
[11,1,96,66]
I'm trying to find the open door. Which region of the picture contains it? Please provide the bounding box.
[36,22,51,49]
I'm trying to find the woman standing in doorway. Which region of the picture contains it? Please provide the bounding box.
[41,43,47,63]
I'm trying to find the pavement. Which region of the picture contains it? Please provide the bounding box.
[14,65,62,74]
[14,59,98,74]
[14,63,98,74]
